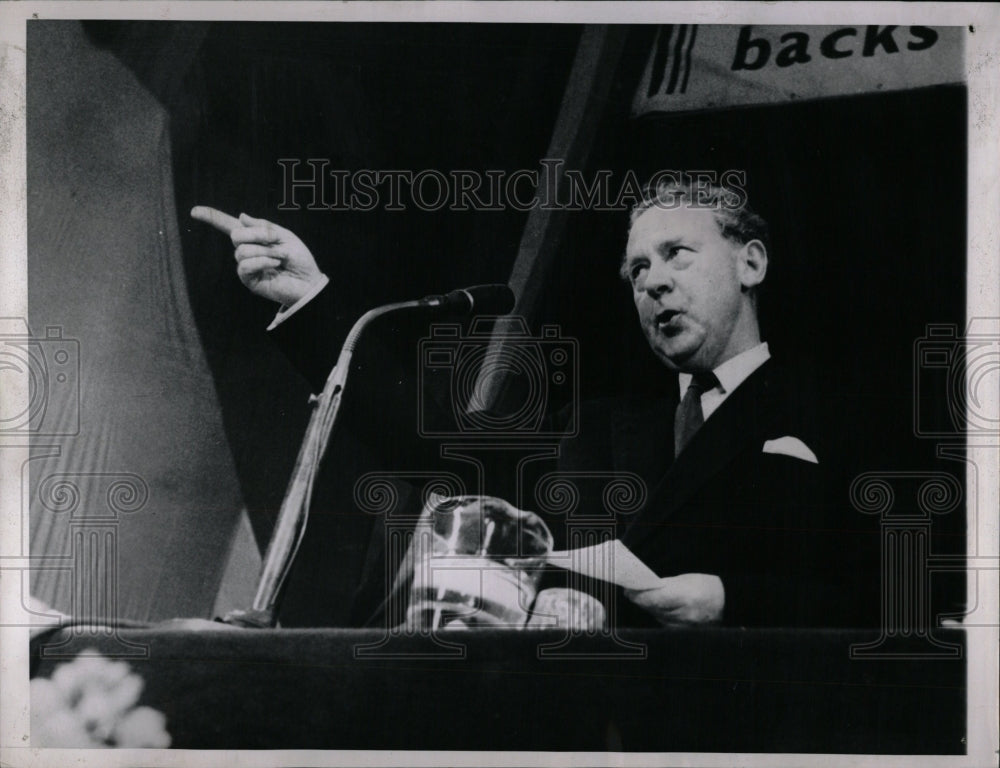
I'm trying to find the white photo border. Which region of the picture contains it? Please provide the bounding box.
[1,2,997,767]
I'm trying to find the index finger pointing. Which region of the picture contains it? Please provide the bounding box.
[191,205,241,236]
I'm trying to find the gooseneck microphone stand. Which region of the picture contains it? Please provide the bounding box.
[221,285,513,628]
[222,297,425,628]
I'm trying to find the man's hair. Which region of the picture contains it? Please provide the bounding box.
[621,180,771,281]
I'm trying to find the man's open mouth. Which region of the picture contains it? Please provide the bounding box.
[655,309,680,329]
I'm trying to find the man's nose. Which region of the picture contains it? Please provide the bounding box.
[644,260,674,297]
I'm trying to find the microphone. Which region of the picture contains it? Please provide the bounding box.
[420,284,515,316]
[224,282,516,628]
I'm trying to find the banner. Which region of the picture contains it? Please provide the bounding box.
[633,24,964,115]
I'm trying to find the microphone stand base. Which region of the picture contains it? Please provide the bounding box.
[218,608,276,628]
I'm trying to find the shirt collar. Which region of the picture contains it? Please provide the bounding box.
[678,342,771,398]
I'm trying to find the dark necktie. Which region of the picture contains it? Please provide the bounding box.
[674,371,719,457]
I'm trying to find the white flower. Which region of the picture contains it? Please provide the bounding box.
[31,708,100,748]
[32,649,170,748]
[114,706,172,748]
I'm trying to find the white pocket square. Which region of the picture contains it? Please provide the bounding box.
[762,436,818,464]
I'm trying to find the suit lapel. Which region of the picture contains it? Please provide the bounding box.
[610,395,676,491]
[621,362,772,542]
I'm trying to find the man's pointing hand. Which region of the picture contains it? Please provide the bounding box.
[191,206,324,307]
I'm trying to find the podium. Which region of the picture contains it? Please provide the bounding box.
[30,626,965,753]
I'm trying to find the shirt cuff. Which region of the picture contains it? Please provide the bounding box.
[266,275,330,331]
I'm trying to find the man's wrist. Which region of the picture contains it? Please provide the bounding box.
[266,274,330,331]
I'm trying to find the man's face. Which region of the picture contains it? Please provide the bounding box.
[624,204,757,372]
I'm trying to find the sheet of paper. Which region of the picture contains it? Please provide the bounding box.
[546,539,662,591]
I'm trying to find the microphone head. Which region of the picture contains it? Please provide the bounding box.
[441,284,515,316]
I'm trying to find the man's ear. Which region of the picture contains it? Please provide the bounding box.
[737,239,768,290]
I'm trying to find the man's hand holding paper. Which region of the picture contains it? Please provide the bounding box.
[547,539,725,626]
[624,574,725,626]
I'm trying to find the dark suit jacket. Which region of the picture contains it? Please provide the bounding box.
[270,285,878,628]
[553,365,878,628]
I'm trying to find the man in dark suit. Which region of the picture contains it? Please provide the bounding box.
[192,182,875,628]
[548,182,872,628]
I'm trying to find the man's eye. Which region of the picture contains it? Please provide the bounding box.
[630,264,647,282]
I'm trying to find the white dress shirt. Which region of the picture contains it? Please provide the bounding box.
[677,342,771,421]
